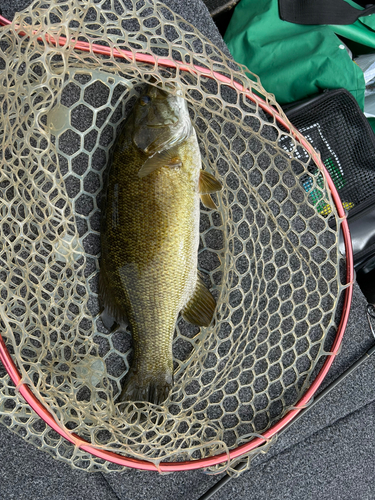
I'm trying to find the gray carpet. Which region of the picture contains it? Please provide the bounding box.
[1,1,375,499]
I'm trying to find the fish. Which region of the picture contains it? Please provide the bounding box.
[99,84,222,405]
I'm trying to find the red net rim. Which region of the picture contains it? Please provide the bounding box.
[0,14,354,472]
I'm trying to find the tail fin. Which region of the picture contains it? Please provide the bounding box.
[118,365,173,406]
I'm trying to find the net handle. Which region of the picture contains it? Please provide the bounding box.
[0,13,354,472]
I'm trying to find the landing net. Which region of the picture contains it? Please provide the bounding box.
[0,0,352,473]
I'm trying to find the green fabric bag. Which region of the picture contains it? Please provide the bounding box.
[331,0,375,49]
[224,0,366,108]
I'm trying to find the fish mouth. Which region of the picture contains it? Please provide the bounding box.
[132,83,191,154]
[144,105,179,128]
[147,121,179,128]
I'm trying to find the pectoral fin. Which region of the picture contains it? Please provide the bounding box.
[200,193,217,209]
[199,170,222,194]
[138,147,183,178]
[182,276,216,327]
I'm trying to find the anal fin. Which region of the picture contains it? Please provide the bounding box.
[182,276,216,327]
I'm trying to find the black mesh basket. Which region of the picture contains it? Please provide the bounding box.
[285,89,375,300]
[284,88,375,219]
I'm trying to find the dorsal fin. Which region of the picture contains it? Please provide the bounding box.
[99,263,128,327]
[182,276,216,327]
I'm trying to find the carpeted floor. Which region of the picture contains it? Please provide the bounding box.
[1,1,375,499]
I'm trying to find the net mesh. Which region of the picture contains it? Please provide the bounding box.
[0,0,345,473]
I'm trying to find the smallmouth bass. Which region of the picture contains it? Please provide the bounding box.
[99,84,222,405]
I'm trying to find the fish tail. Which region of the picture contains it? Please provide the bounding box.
[118,364,173,406]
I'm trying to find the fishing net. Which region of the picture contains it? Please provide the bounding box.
[0,0,350,473]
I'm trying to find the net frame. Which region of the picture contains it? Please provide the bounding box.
[0,8,353,472]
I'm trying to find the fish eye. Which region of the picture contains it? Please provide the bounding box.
[140,95,151,106]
